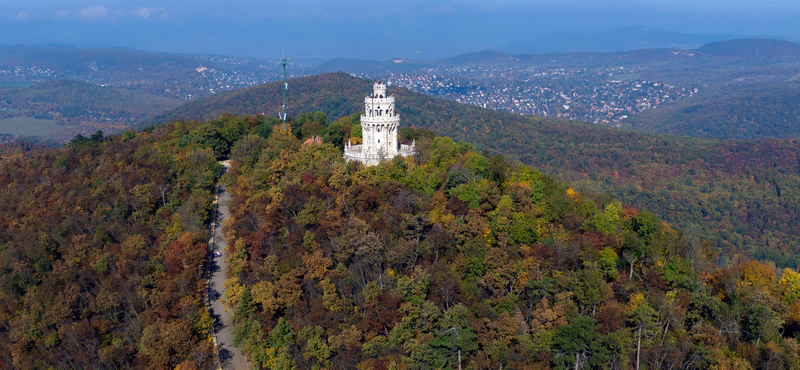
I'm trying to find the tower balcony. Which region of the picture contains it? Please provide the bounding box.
[364,97,395,104]
[361,114,400,123]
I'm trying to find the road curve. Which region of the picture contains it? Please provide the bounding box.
[208,161,249,369]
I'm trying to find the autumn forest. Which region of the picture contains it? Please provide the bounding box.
[2,109,800,369]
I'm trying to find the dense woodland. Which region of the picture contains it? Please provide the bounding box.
[148,72,800,268]
[1,111,800,368]
[0,116,250,368]
[218,114,800,369]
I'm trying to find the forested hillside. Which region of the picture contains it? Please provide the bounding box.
[625,83,800,139]
[0,115,258,367]
[2,110,800,368]
[149,72,800,267]
[0,79,181,124]
[143,73,372,129]
[218,116,800,369]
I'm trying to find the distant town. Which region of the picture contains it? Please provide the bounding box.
[0,54,695,126]
[355,66,696,126]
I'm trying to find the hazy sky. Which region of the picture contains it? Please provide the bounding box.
[2,0,799,61]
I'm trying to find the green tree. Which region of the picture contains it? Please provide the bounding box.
[350,121,362,138]
[627,293,658,370]
[488,154,508,184]
[299,325,332,369]
[573,263,611,317]
[552,316,609,370]
[430,304,478,369]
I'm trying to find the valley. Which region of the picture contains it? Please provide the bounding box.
[3,39,800,143]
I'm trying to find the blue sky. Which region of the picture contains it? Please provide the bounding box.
[2,0,799,61]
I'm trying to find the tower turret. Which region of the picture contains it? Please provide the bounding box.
[360,81,400,158]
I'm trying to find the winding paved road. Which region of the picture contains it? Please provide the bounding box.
[208,161,249,369]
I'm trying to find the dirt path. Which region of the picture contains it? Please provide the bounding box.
[208,160,249,369]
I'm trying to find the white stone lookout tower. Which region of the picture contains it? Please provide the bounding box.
[343,81,415,166]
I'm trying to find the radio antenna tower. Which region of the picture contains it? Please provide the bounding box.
[279,51,289,133]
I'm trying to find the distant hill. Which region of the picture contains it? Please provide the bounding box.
[698,38,800,58]
[315,58,383,73]
[440,50,522,65]
[0,79,180,119]
[316,47,701,71]
[501,26,777,54]
[314,38,800,85]
[315,57,434,74]
[442,48,703,68]
[0,45,301,100]
[0,45,201,75]
[149,72,800,265]
[624,82,800,139]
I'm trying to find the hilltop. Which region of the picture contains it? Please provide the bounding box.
[217,118,800,369]
[149,72,800,267]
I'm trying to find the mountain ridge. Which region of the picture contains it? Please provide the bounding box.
[315,38,800,72]
[500,26,791,54]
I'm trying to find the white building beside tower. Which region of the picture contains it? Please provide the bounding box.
[343,81,415,166]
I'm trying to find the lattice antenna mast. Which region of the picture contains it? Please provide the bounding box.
[280,51,289,133]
